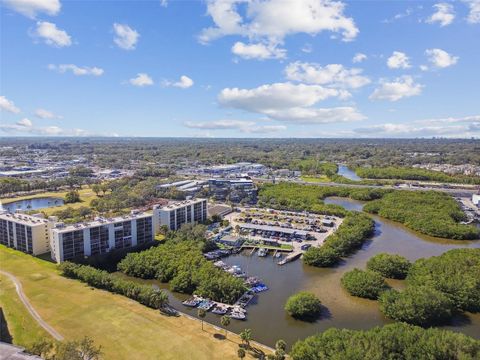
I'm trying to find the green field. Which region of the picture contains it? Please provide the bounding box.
[0,246,269,359]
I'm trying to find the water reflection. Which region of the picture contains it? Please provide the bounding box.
[3,197,64,212]
[337,164,361,181]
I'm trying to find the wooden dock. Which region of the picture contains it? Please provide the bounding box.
[277,251,302,265]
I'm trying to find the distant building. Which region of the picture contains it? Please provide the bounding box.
[0,211,52,255]
[153,198,207,231]
[208,178,257,203]
[473,194,480,207]
[50,211,153,263]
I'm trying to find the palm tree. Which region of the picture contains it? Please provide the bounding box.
[150,289,168,309]
[198,308,206,331]
[237,348,246,359]
[220,315,231,339]
[240,328,252,349]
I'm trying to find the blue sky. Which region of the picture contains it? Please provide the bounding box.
[1,0,479,138]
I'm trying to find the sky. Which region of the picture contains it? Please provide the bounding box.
[1,0,479,138]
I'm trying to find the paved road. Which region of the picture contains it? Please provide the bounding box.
[0,270,64,340]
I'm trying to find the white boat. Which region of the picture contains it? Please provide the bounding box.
[257,248,268,257]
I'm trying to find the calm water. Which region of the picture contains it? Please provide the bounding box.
[118,197,480,347]
[2,197,64,212]
[337,164,361,181]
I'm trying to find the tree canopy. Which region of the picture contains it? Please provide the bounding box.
[366,253,411,279]
[341,269,389,300]
[285,292,322,321]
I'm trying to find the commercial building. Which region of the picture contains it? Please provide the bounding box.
[0,211,52,255]
[153,198,207,231]
[208,178,257,203]
[50,211,153,263]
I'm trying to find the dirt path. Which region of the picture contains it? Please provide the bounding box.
[0,270,64,341]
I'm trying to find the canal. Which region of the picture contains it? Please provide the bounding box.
[118,197,480,347]
[337,164,361,181]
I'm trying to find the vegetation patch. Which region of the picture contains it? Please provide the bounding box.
[117,240,246,304]
[379,286,454,327]
[290,323,480,359]
[356,166,480,185]
[303,212,375,267]
[341,269,389,300]
[363,190,479,240]
[284,292,322,321]
[366,253,411,279]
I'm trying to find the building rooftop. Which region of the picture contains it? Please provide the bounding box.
[158,198,206,211]
[0,212,49,226]
[52,211,152,233]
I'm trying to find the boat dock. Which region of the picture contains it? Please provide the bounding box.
[278,251,302,265]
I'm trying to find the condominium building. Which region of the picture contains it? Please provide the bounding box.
[0,211,52,255]
[153,198,207,232]
[50,211,153,263]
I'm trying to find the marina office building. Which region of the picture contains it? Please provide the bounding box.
[50,212,153,263]
[0,211,52,255]
[154,198,208,231]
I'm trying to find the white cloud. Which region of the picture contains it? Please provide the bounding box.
[232,42,286,60]
[284,62,370,89]
[382,7,416,23]
[301,43,313,53]
[199,0,359,59]
[387,51,411,69]
[354,115,480,138]
[261,106,366,123]
[3,0,61,18]
[34,108,62,119]
[0,96,21,113]
[184,119,286,134]
[48,64,104,76]
[463,0,480,23]
[33,21,71,47]
[425,48,458,68]
[0,118,92,136]
[426,3,455,26]
[129,73,154,87]
[160,0,168,7]
[163,75,194,89]
[352,53,367,63]
[218,82,363,124]
[113,23,139,50]
[370,76,423,101]
[219,82,343,113]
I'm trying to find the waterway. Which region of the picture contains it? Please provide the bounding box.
[117,197,480,347]
[2,197,64,212]
[337,164,361,181]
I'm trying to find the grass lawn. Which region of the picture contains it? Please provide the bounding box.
[0,273,52,347]
[1,187,100,216]
[301,175,331,183]
[0,246,269,359]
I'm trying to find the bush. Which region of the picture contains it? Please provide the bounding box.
[302,246,339,267]
[366,253,411,279]
[64,190,81,204]
[341,269,388,300]
[290,323,480,360]
[379,286,454,326]
[58,262,168,310]
[406,248,480,312]
[285,292,322,321]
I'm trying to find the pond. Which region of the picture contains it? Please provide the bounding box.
[2,197,64,212]
[117,197,480,347]
[337,164,361,181]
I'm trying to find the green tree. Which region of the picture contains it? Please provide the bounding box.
[91,184,101,196]
[341,269,389,300]
[366,253,411,279]
[198,308,206,331]
[64,190,81,204]
[240,329,252,349]
[379,286,454,326]
[221,315,231,339]
[285,292,322,321]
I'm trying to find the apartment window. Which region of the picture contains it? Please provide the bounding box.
[169,211,175,230]
[62,230,84,261]
[114,221,132,249]
[136,217,152,245]
[26,227,33,254]
[0,219,9,246]
[176,207,186,229]
[90,225,109,255]
[16,223,27,253]
[186,205,192,222]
